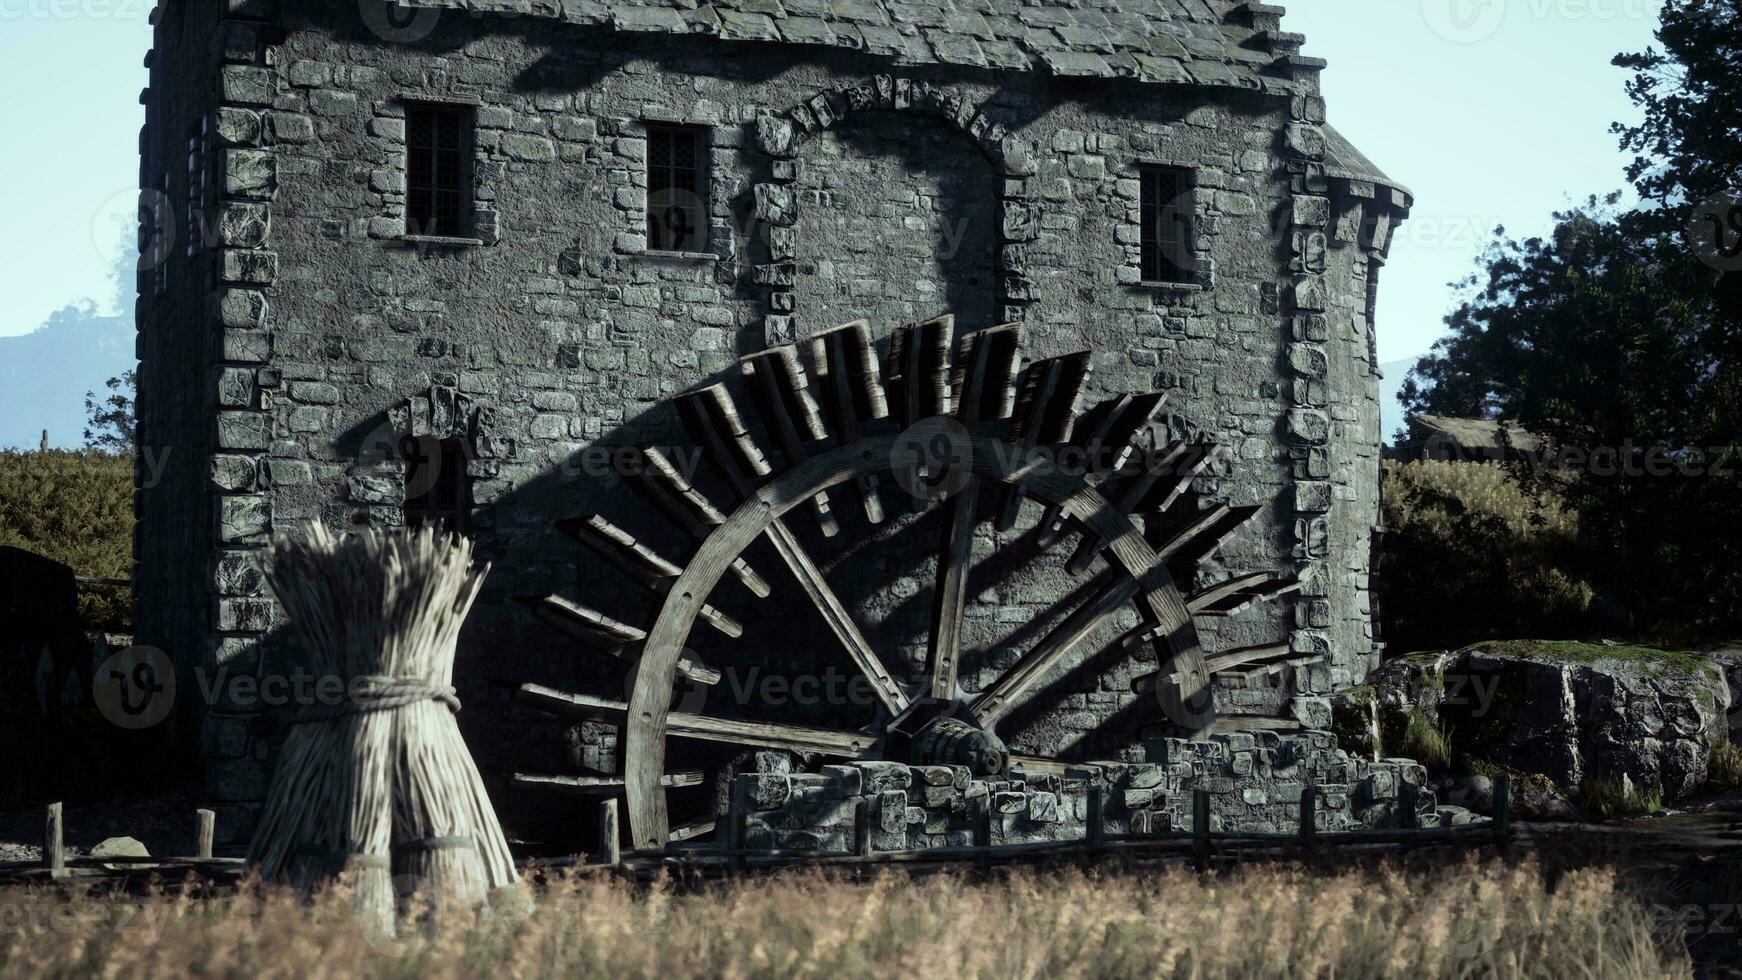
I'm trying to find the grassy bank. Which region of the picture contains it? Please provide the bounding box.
[0,859,1687,979]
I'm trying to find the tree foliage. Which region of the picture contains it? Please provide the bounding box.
[1400,0,1742,637]
[84,369,137,454]
[1380,461,1594,653]
[0,449,134,630]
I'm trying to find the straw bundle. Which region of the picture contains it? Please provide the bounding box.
[247,524,518,933]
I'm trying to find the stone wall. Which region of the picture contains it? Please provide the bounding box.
[136,1,1407,842]
[737,733,1451,854]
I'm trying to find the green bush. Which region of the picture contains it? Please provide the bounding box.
[1380,460,1595,652]
[0,448,134,631]
[1709,741,1742,792]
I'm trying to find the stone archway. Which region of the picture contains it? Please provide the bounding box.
[751,77,1037,345]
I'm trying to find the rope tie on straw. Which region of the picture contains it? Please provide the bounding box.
[293,675,461,724]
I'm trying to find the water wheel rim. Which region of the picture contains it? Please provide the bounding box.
[624,432,1213,851]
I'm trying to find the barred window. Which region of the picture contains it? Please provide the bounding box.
[406,104,473,238]
[1139,166,1194,284]
[646,125,708,253]
[401,435,471,533]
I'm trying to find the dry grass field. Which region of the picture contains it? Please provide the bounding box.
[0,857,1690,979]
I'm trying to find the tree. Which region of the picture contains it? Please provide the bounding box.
[83,370,136,454]
[1401,0,1742,636]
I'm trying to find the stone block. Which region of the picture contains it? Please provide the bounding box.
[216,411,270,450]
[209,455,257,492]
[221,249,279,285]
[223,149,276,199]
[220,66,274,106]
[219,203,271,248]
[221,329,273,364]
[215,495,270,544]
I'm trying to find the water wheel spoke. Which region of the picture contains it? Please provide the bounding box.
[764,519,910,716]
[668,816,717,843]
[517,683,878,757]
[1066,442,1210,574]
[556,514,742,638]
[1185,571,1277,614]
[927,324,1020,700]
[970,567,1145,726]
[511,771,703,792]
[626,446,772,598]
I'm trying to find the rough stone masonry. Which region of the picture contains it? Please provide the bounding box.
[135,0,1411,844]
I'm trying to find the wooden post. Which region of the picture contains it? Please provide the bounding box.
[854,797,874,859]
[1086,784,1106,850]
[973,796,992,864]
[1192,789,1211,868]
[1493,772,1511,838]
[1399,782,1419,832]
[597,799,620,867]
[196,808,216,860]
[725,783,745,871]
[44,802,64,877]
[1298,785,1317,847]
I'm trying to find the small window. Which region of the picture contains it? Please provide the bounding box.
[646,125,708,253]
[405,104,473,238]
[401,435,471,532]
[1140,167,1194,284]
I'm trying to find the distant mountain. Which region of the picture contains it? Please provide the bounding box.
[0,305,135,450]
[1377,356,1421,446]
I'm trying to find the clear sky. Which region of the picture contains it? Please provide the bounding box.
[0,0,1666,365]
[0,6,152,332]
[1290,0,1664,362]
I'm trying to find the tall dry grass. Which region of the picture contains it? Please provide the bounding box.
[0,858,1687,979]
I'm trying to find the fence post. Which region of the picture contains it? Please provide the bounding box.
[973,795,992,865]
[597,799,620,867]
[725,782,745,871]
[1086,784,1105,851]
[1192,788,1211,868]
[854,797,874,859]
[196,808,215,860]
[1399,782,1419,832]
[1493,772,1511,839]
[1298,784,1318,848]
[44,802,64,878]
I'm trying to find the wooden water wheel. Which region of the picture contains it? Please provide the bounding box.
[513,316,1307,852]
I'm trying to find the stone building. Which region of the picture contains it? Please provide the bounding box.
[135,0,1411,843]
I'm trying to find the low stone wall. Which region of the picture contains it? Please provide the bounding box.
[737,732,1453,854]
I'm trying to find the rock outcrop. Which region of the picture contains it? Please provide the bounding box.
[1355,641,1732,802]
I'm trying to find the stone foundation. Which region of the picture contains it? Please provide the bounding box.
[738,732,1462,853]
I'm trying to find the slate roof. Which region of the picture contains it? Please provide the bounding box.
[1324,123,1405,192]
[407,1,1314,95]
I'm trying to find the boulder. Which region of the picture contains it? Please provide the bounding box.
[1368,641,1731,801]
